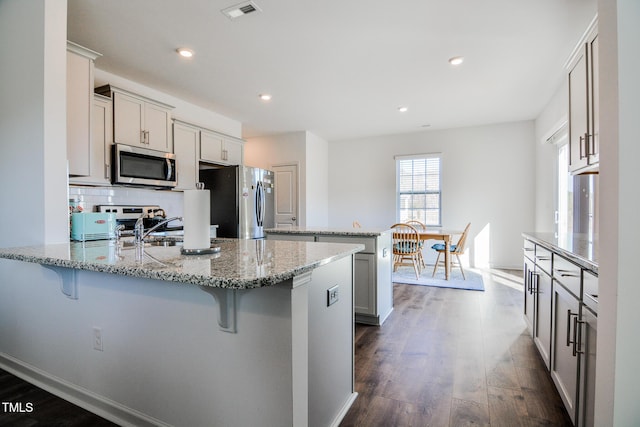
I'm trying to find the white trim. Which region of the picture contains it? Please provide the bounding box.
[394,152,441,161]
[329,392,359,427]
[563,14,598,70]
[0,353,171,427]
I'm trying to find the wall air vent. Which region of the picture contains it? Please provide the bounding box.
[221,1,261,19]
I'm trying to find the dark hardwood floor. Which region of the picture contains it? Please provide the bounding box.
[340,269,572,427]
[0,269,570,426]
[0,369,116,426]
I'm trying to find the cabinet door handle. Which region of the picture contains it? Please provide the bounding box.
[531,272,539,294]
[536,256,551,261]
[575,318,585,356]
[572,315,580,357]
[566,309,578,348]
[141,130,146,144]
[579,133,589,159]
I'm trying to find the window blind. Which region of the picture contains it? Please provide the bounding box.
[396,155,441,226]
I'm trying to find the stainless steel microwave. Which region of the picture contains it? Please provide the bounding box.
[113,144,177,188]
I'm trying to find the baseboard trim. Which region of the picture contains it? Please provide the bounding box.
[330,392,358,427]
[0,353,171,427]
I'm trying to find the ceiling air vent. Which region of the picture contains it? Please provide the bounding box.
[221,1,261,19]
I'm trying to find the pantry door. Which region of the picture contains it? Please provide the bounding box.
[272,163,298,229]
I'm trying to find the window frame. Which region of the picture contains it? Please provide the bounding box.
[395,153,442,227]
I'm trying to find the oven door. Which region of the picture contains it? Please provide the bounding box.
[113,144,177,188]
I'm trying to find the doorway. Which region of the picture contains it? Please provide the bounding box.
[272,163,299,228]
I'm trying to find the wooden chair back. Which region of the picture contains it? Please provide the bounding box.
[453,223,471,254]
[391,223,421,256]
[405,220,426,231]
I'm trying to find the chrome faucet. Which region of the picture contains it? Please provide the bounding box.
[134,216,183,246]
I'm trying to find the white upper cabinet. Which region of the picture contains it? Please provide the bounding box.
[95,85,174,153]
[568,21,599,174]
[200,129,244,166]
[173,120,199,190]
[66,42,101,177]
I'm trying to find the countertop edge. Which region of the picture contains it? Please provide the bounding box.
[0,243,365,289]
[264,228,391,237]
[522,232,598,274]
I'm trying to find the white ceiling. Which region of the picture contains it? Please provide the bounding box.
[67,0,597,141]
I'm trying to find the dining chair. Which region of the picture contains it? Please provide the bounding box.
[405,220,427,268]
[431,222,471,279]
[391,223,422,279]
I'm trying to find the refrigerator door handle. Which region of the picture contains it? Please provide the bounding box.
[256,181,264,227]
[259,181,266,226]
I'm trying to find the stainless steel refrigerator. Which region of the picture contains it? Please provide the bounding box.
[199,166,274,239]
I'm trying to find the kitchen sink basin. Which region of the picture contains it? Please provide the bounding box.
[120,238,183,248]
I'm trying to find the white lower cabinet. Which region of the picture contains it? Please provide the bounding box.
[533,267,552,369]
[267,230,393,325]
[354,253,376,316]
[551,281,580,425]
[523,236,598,427]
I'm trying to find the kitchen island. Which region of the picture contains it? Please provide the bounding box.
[0,238,363,427]
[265,227,393,326]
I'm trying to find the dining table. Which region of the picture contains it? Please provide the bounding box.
[417,229,463,280]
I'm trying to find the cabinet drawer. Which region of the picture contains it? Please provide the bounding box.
[553,255,581,297]
[534,246,552,274]
[583,270,598,313]
[523,239,535,261]
[317,235,375,253]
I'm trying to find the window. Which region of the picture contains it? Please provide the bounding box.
[396,154,441,226]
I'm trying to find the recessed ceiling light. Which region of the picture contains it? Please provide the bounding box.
[259,94,272,101]
[176,48,194,58]
[398,106,408,113]
[449,56,464,66]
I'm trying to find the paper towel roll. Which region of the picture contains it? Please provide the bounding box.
[183,188,211,250]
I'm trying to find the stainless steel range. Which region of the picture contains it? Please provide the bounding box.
[96,205,182,234]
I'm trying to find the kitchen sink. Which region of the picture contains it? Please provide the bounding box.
[120,237,183,248]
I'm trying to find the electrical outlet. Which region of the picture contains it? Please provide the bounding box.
[93,327,103,351]
[327,285,339,306]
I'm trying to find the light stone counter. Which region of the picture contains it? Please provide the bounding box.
[265,226,391,237]
[0,238,364,289]
[522,232,598,273]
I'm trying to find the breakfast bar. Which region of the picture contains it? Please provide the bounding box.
[0,239,363,427]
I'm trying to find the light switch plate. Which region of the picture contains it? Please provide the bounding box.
[327,285,339,306]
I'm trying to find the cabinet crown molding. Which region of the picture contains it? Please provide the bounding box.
[67,41,101,60]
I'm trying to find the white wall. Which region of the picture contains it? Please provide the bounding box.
[534,79,569,233]
[245,131,330,228]
[304,132,329,227]
[597,0,640,425]
[0,0,69,248]
[328,121,536,269]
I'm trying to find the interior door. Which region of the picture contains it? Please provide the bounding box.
[273,164,298,229]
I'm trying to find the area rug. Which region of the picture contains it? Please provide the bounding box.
[392,267,485,291]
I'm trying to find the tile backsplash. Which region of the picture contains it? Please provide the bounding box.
[69,185,184,217]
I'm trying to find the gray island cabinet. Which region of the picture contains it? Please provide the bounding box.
[0,239,362,427]
[522,232,598,427]
[266,227,393,326]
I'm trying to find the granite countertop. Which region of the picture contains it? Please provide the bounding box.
[0,239,364,289]
[522,232,598,273]
[265,226,391,237]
